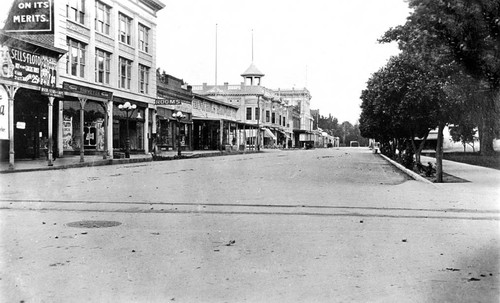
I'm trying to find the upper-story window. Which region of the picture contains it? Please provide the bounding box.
[265,110,270,123]
[118,57,132,89]
[246,107,252,120]
[271,112,276,124]
[95,1,110,35]
[138,23,150,53]
[95,48,111,84]
[67,0,85,24]
[283,117,286,127]
[66,38,86,78]
[139,64,150,94]
[119,13,132,45]
[255,108,260,121]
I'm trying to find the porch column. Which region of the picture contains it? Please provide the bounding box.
[47,97,55,166]
[144,107,149,154]
[243,125,246,151]
[57,100,63,157]
[78,97,87,163]
[107,100,113,158]
[219,120,224,151]
[3,84,19,170]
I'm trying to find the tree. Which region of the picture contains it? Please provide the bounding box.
[450,123,477,152]
[383,0,500,155]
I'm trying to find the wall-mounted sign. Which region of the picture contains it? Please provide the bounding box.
[0,44,57,86]
[0,86,8,140]
[3,0,53,33]
[41,87,64,98]
[155,99,182,105]
[63,82,112,99]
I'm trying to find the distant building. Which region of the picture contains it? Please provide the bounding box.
[192,62,314,149]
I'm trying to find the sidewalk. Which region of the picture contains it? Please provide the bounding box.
[0,149,260,174]
[421,155,500,187]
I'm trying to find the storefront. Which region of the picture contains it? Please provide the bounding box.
[0,33,64,168]
[155,106,192,152]
[192,94,244,151]
[61,82,112,160]
[112,96,147,154]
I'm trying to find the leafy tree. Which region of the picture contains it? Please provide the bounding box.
[383,0,500,155]
[450,123,477,152]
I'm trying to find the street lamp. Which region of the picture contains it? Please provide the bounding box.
[118,101,137,158]
[172,110,186,157]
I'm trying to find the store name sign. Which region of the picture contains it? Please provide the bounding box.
[4,0,53,33]
[63,82,112,99]
[155,99,182,105]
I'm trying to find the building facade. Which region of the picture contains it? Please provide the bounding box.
[0,0,165,168]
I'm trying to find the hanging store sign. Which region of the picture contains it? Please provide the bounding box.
[0,44,57,86]
[41,87,64,98]
[3,0,53,33]
[0,86,9,140]
[155,99,182,105]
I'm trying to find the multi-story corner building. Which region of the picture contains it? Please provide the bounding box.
[193,63,292,148]
[1,0,164,168]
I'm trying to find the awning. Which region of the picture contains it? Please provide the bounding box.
[263,128,277,140]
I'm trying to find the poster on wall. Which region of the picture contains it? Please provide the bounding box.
[62,116,73,151]
[0,44,57,86]
[0,85,8,140]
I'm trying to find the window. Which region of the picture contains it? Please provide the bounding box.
[66,38,86,77]
[266,110,270,122]
[279,115,282,126]
[95,1,110,35]
[283,117,286,126]
[272,112,275,124]
[95,49,110,84]
[138,24,149,53]
[246,107,252,120]
[255,108,260,121]
[119,13,132,45]
[139,64,150,94]
[118,57,132,89]
[67,0,85,24]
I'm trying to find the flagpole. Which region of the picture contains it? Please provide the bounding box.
[215,23,218,97]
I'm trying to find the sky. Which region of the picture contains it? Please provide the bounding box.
[0,0,412,124]
[156,0,412,124]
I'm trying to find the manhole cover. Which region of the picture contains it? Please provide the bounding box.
[66,220,122,228]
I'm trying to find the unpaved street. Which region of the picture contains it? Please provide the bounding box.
[0,148,498,302]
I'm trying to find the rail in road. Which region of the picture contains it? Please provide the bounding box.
[1,199,498,221]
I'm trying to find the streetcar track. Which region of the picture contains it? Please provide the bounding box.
[0,206,497,221]
[0,198,498,214]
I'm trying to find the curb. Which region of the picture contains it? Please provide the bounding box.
[378,153,435,185]
[0,150,261,174]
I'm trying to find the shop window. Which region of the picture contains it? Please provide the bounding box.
[139,64,149,94]
[67,0,85,24]
[119,13,132,45]
[138,23,150,53]
[95,1,110,35]
[118,57,132,89]
[95,48,111,84]
[66,38,86,78]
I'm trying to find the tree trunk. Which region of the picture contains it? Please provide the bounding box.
[414,131,429,164]
[435,122,445,183]
[479,92,498,156]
